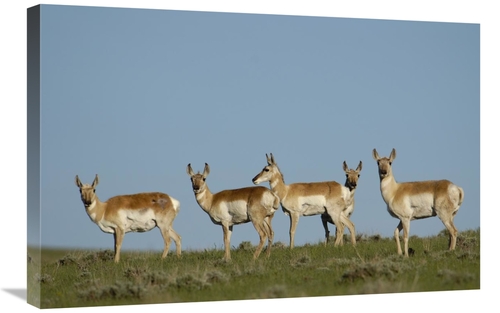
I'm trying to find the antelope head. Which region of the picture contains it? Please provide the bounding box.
[252,153,280,185]
[343,161,362,190]
[187,163,210,194]
[372,148,396,179]
[75,174,99,208]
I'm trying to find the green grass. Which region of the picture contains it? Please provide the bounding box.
[27,228,480,309]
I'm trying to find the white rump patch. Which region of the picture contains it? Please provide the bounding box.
[448,184,462,206]
[171,197,181,211]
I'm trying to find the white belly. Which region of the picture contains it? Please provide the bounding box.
[388,193,436,220]
[96,209,157,233]
[223,200,250,224]
[295,195,326,216]
[122,209,157,232]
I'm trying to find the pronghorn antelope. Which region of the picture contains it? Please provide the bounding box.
[252,153,356,249]
[186,163,280,261]
[75,174,182,263]
[372,148,464,257]
[321,161,362,245]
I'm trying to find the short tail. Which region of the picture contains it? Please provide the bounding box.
[457,186,464,207]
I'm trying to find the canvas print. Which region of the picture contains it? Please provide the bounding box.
[27,4,480,309]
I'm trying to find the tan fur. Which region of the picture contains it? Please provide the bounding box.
[187,163,280,261]
[372,148,464,257]
[321,161,362,245]
[75,174,182,263]
[106,192,174,210]
[252,153,356,249]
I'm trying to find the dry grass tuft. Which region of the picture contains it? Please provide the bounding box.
[437,269,475,284]
[341,259,411,282]
[260,285,288,298]
[78,280,147,301]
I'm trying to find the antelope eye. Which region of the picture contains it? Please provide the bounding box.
[345,174,348,177]
[203,178,206,181]
[358,174,360,178]
[264,168,270,172]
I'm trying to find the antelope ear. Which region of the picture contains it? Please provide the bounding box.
[266,153,272,165]
[356,161,363,172]
[342,161,348,172]
[92,174,99,188]
[186,163,195,176]
[390,148,396,162]
[75,175,82,188]
[372,149,380,160]
[203,163,210,176]
[270,153,276,165]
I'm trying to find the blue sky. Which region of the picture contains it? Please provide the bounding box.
[32,4,480,253]
[1,1,498,312]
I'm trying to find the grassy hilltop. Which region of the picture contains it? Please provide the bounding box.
[28,228,480,309]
